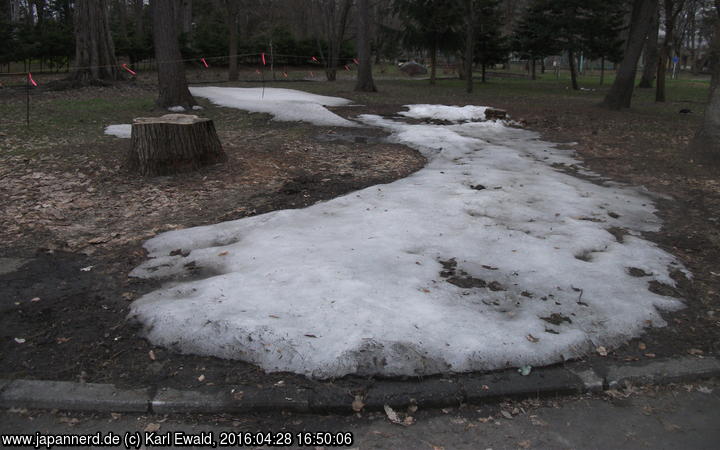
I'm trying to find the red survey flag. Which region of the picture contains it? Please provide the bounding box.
[261,53,267,65]
[311,56,318,62]
[201,58,209,68]
[122,64,137,75]
[344,65,350,71]
[353,58,359,65]
[28,72,38,87]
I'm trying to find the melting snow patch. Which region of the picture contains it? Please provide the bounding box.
[399,104,489,122]
[104,124,131,139]
[168,105,186,112]
[189,86,357,127]
[128,92,685,379]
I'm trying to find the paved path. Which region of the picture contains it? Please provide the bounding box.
[1,380,718,449]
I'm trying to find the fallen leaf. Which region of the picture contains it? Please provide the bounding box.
[596,346,608,357]
[14,338,26,344]
[148,350,156,361]
[518,440,531,449]
[304,334,317,338]
[56,337,71,344]
[59,417,80,426]
[644,353,656,358]
[638,342,646,351]
[688,348,704,355]
[197,374,206,382]
[110,413,122,420]
[80,265,94,272]
[232,390,245,401]
[30,297,41,302]
[501,410,513,420]
[144,423,161,432]
[352,395,365,412]
[384,405,413,426]
[526,334,539,343]
[218,251,229,256]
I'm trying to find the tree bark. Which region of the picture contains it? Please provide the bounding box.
[71,0,123,82]
[656,0,686,102]
[354,0,376,92]
[430,37,438,85]
[464,0,474,93]
[602,0,658,109]
[638,6,659,88]
[128,114,226,176]
[688,1,720,166]
[568,49,578,90]
[151,0,196,108]
[225,0,240,81]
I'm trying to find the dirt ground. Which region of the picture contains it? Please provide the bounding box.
[0,79,718,392]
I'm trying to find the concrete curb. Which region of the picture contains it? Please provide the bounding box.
[1,356,718,414]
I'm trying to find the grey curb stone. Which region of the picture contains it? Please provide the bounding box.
[569,369,605,393]
[461,367,585,403]
[0,380,150,412]
[1,357,718,414]
[606,356,720,388]
[152,387,234,414]
[364,379,463,410]
[152,386,311,414]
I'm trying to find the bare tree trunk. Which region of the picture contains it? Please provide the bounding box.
[688,1,720,166]
[531,58,536,80]
[151,0,195,108]
[568,49,578,90]
[71,0,123,82]
[224,0,240,81]
[133,0,144,46]
[354,0,376,92]
[639,6,660,88]
[464,0,474,93]
[602,0,658,109]
[430,37,437,85]
[656,0,686,102]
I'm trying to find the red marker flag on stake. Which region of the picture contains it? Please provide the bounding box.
[353,58,359,65]
[122,64,137,76]
[311,56,318,62]
[261,53,266,65]
[201,58,209,68]
[28,72,38,87]
[283,72,288,78]
[344,65,350,71]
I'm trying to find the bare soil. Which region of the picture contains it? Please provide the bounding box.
[1,81,717,391]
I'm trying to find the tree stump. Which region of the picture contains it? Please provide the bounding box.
[127,114,226,176]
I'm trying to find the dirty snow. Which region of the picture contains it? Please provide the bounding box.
[104,124,131,139]
[128,89,685,379]
[168,105,186,112]
[399,104,489,122]
[190,86,357,127]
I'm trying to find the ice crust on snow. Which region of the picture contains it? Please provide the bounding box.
[189,86,357,127]
[104,124,131,139]
[128,89,685,379]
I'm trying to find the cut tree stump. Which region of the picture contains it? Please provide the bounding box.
[127,114,226,176]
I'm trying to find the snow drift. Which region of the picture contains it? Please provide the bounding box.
[128,88,685,378]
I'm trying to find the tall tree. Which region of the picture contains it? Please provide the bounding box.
[688,0,720,165]
[151,0,196,108]
[638,6,660,88]
[464,0,475,93]
[71,0,123,82]
[354,0,377,91]
[313,0,353,81]
[656,0,687,102]
[601,0,658,109]
[394,0,463,85]
[220,0,241,81]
